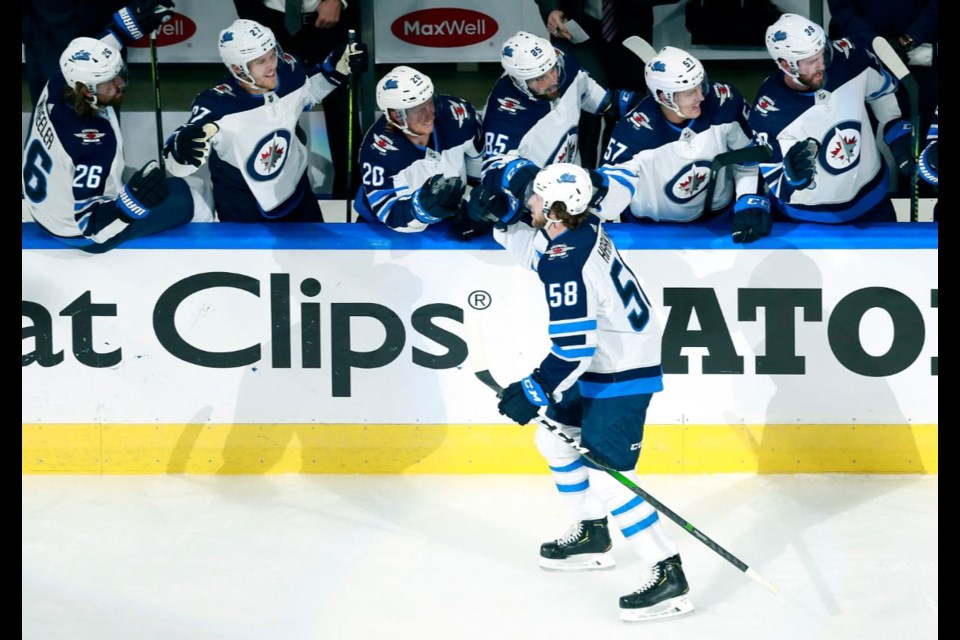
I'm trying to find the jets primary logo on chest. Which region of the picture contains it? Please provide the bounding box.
[246,129,292,181]
[665,161,711,204]
[819,120,862,174]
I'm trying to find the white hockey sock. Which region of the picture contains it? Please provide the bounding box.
[588,468,678,565]
[535,423,606,521]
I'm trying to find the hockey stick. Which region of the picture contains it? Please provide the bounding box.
[872,36,920,222]
[149,31,165,171]
[621,35,657,64]
[345,29,357,223]
[465,319,779,595]
[701,145,772,218]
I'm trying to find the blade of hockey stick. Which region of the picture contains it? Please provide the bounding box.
[465,315,780,594]
[621,35,656,64]
[702,145,772,218]
[872,36,920,222]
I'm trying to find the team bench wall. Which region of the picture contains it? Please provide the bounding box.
[21,222,938,474]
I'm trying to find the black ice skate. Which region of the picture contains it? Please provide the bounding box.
[619,554,694,621]
[539,517,615,571]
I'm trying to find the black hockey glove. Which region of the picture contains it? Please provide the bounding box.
[451,204,493,240]
[413,175,465,221]
[466,183,518,229]
[117,160,169,221]
[918,140,938,186]
[166,122,218,167]
[323,42,369,82]
[731,194,772,244]
[587,169,609,208]
[884,120,916,177]
[782,138,819,189]
[113,0,175,42]
[504,160,540,201]
[498,372,551,425]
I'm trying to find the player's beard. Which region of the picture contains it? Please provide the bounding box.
[798,71,825,91]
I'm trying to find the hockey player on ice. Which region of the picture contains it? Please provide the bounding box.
[747,13,914,231]
[353,65,488,238]
[163,18,367,222]
[593,46,764,240]
[490,163,694,622]
[22,0,214,252]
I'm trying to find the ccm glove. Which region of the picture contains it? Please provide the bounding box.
[918,140,938,186]
[323,42,369,82]
[732,194,772,244]
[117,160,169,220]
[451,204,493,240]
[166,122,218,167]
[503,159,540,201]
[884,120,916,177]
[467,183,519,229]
[782,138,819,189]
[498,372,551,425]
[413,175,465,222]
[113,0,174,41]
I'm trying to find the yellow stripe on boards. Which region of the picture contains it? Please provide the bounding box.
[21,423,938,475]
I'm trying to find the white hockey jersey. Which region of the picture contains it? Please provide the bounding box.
[23,77,128,242]
[748,38,902,223]
[353,95,483,231]
[494,217,663,399]
[597,83,755,222]
[165,52,340,221]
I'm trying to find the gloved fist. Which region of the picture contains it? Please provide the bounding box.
[782,138,819,189]
[918,140,938,186]
[732,194,772,244]
[587,169,609,208]
[884,120,915,177]
[117,160,169,220]
[467,183,518,229]
[166,122,218,167]
[504,160,540,201]
[337,42,369,75]
[451,205,493,240]
[498,373,551,425]
[413,175,465,221]
[113,0,175,41]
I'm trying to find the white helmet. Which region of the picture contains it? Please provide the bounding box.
[533,163,593,222]
[765,13,830,79]
[645,46,708,118]
[500,31,563,99]
[376,66,435,134]
[59,37,125,108]
[219,19,281,89]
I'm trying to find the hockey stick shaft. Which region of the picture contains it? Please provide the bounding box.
[149,32,164,171]
[621,35,656,64]
[702,145,772,217]
[467,324,779,594]
[871,36,920,221]
[345,29,357,223]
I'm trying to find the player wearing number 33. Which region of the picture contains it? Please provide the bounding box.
[492,163,693,622]
[21,0,214,253]
[747,13,911,227]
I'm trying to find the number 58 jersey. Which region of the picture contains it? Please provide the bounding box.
[495,217,664,400]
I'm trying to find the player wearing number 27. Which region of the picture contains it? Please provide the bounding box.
[748,13,913,228]
[492,163,693,622]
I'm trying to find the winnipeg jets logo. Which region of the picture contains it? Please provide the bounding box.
[245,129,292,181]
[449,101,469,127]
[832,38,854,59]
[212,83,236,96]
[371,133,398,155]
[545,243,573,260]
[628,111,652,131]
[819,120,862,174]
[713,83,732,107]
[551,131,578,164]
[755,95,779,116]
[665,161,710,204]
[75,129,106,144]
[497,97,526,114]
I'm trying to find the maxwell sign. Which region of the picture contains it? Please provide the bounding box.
[391,8,498,47]
[127,12,197,47]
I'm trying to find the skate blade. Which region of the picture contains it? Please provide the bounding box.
[619,595,695,622]
[539,553,616,572]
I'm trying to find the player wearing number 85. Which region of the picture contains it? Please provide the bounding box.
[491,163,693,622]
